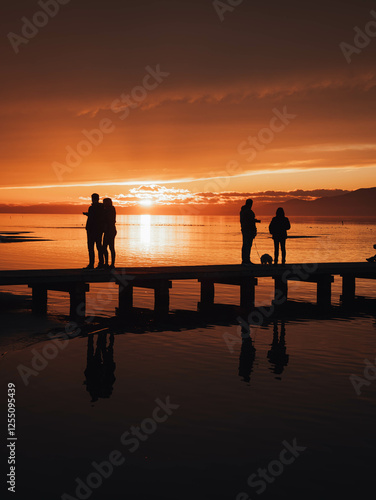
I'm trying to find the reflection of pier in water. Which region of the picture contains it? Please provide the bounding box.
[0,263,375,320]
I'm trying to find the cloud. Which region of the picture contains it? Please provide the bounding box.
[78,187,352,207]
[63,71,376,119]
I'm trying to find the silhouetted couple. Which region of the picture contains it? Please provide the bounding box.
[240,199,290,265]
[84,193,117,269]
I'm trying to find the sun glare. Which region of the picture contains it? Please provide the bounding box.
[140,199,154,207]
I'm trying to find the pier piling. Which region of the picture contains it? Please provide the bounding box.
[341,274,356,304]
[30,285,47,315]
[6,263,374,319]
[316,275,334,309]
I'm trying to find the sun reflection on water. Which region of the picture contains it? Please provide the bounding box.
[140,214,151,245]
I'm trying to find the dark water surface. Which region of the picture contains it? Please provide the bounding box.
[1,214,376,499]
[1,314,376,499]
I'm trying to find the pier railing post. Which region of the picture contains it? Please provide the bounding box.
[117,283,134,317]
[31,285,48,315]
[69,283,87,321]
[317,275,333,309]
[273,276,288,305]
[198,279,215,310]
[154,280,171,317]
[240,277,257,311]
[341,274,356,304]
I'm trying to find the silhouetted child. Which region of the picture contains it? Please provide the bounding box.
[269,207,291,265]
[366,244,376,262]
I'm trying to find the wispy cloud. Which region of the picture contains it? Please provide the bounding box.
[73,72,376,117]
[0,162,375,193]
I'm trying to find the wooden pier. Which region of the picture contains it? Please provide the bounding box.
[0,263,375,320]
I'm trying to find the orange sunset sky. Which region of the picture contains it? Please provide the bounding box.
[1,0,376,213]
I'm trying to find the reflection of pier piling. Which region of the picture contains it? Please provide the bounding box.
[117,279,172,318]
[0,263,374,320]
[198,277,258,311]
[30,282,89,319]
[274,273,334,309]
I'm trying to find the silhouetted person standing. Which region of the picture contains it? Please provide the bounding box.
[269,207,290,265]
[240,199,260,265]
[103,198,117,269]
[84,193,104,269]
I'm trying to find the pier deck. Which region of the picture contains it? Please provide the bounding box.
[0,262,375,320]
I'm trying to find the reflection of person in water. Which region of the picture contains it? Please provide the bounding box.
[84,332,116,402]
[238,326,256,383]
[267,321,289,379]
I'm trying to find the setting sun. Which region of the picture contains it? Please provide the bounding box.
[139,199,154,207]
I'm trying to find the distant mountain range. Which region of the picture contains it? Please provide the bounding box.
[258,187,376,216]
[0,187,375,216]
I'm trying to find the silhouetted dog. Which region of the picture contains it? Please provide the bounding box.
[261,253,273,265]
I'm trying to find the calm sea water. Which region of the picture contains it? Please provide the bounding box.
[1,213,376,269]
[1,214,376,499]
